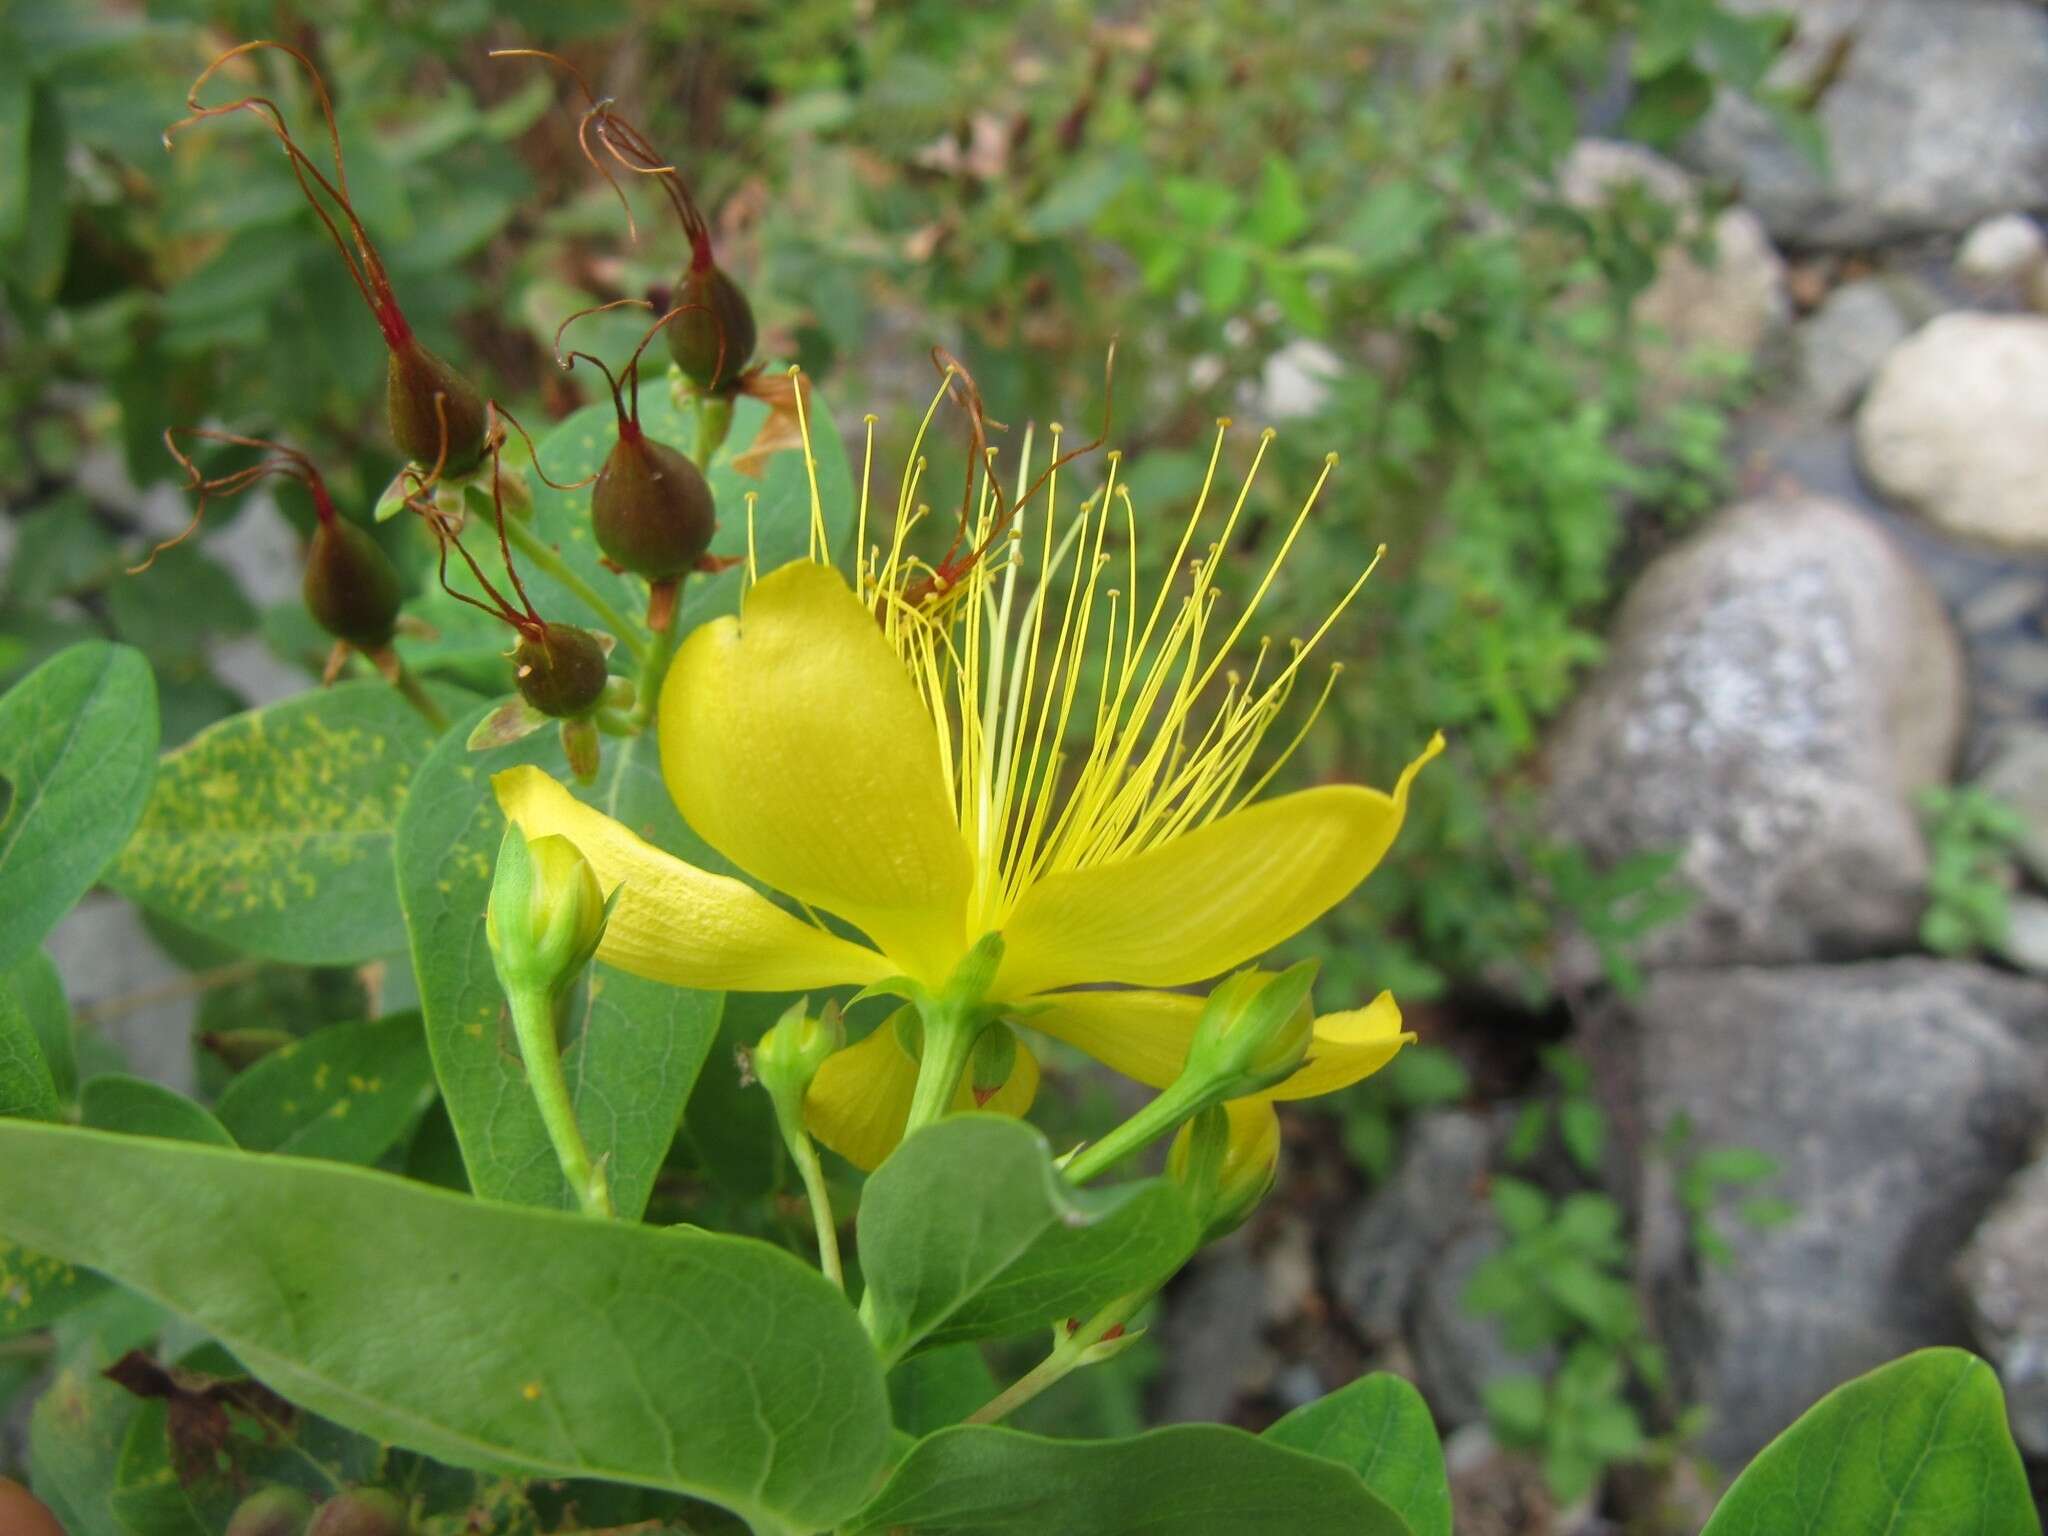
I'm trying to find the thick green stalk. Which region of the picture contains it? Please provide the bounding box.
[628,612,679,731]
[966,1291,1147,1425]
[505,985,612,1219]
[1062,1076,1215,1186]
[900,1005,982,1141]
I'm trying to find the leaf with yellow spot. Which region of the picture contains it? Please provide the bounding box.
[215,1013,435,1166]
[109,682,460,965]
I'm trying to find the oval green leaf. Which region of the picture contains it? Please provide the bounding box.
[1263,1373,1451,1536]
[0,979,58,1121]
[397,711,721,1217]
[1701,1348,2034,1536]
[859,1115,1200,1363]
[847,1424,1416,1535]
[214,1012,436,1164]
[78,1074,234,1146]
[7,951,75,1106]
[0,642,158,972]
[0,1119,891,1533]
[108,681,449,965]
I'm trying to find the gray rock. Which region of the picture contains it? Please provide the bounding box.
[1996,894,2048,979]
[1976,723,2048,886]
[1411,1223,1552,1430]
[45,895,200,1095]
[1958,1143,2048,1456]
[1857,313,2048,551]
[1544,494,1964,973]
[1955,212,2048,293]
[1795,279,1911,419]
[1560,140,1786,401]
[1332,1111,1495,1341]
[1599,960,2048,1469]
[1685,0,2048,248]
[1151,1233,1275,1424]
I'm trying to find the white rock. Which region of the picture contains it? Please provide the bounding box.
[1955,212,2048,290]
[1856,313,2048,550]
[1976,723,2048,886]
[1544,494,1963,972]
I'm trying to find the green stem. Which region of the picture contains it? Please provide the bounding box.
[695,392,734,466]
[388,663,448,731]
[781,1116,844,1290]
[500,514,649,665]
[506,985,612,1218]
[628,612,679,732]
[965,1291,1146,1426]
[1062,1076,1214,1186]
[900,1006,983,1142]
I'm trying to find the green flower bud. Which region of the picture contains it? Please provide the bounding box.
[227,1486,316,1536]
[513,623,609,719]
[386,338,487,476]
[667,263,757,393]
[1181,963,1318,1098]
[591,429,717,581]
[969,1021,1020,1106]
[755,999,844,1109]
[1169,1101,1282,1243]
[486,826,608,1001]
[302,517,403,651]
[307,1489,411,1536]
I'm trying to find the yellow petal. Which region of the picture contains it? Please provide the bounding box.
[1025,986,1410,1100]
[805,1017,1040,1172]
[660,561,973,985]
[996,735,1443,999]
[492,765,890,991]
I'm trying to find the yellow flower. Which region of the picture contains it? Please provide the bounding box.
[495,373,1440,1169]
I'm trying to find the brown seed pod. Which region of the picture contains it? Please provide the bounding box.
[513,622,610,719]
[227,1486,317,1536]
[667,261,757,393]
[592,427,716,580]
[307,1489,411,1536]
[387,337,489,476]
[303,516,403,651]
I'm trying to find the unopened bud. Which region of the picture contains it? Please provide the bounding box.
[592,431,716,581]
[386,338,488,476]
[1181,963,1317,1098]
[302,518,403,651]
[308,1489,411,1536]
[486,827,608,1001]
[755,999,844,1109]
[227,1487,315,1536]
[969,1022,1020,1107]
[667,263,757,393]
[1169,1101,1281,1243]
[513,623,609,719]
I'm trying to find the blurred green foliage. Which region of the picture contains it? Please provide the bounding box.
[1916,785,2029,957]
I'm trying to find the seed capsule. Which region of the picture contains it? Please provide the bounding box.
[513,623,609,719]
[227,1486,316,1536]
[667,263,757,393]
[307,1490,411,1536]
[591,429,717,580]
[303,518,404,651]
[387,338,489,476]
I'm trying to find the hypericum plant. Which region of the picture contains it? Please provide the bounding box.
[0,28,2033,1536]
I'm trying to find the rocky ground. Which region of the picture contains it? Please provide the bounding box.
[1149,0,2048,1527]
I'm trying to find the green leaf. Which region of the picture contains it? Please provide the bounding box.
[1264,1373,1451,1536]
[0,36,30,249]
[1482,1375,1547,1445]
[1249,157,1309,246]
[29,1359,141,1534]
[108,682,447,966]
[890,1344,1001,1437]
[6,950,74,1105]
[1623,62,1716,149]
[0,642,158,973]
[3,82,67,302]
[0,977,58,1120]
[1691,1145,1778,1186]
[78,1074,233,1146]
[0,1120,891,1531]
[1,1237,105,1336]
[1491,1175,1550,1237]
[213,1013,436,1164]
[847,1424,1416,1535]
[396,709,720,1218]
[1025,155,1132,238]
[858,1115,1199,1361]
[1701,1349,2034,1535]
[1199,244,1252,312]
